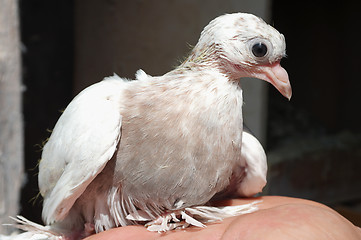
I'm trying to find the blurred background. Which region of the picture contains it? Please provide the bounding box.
[0,0,360,233]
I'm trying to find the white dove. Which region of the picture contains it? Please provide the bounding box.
[9,12,291,239]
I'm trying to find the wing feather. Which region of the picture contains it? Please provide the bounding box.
[38,76,125,224]
[236,129,267,196]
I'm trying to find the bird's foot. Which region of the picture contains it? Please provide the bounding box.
[142,200,261,232]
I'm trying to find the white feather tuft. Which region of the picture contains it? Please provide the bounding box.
[1,216,63,240]
[144,201,261,232]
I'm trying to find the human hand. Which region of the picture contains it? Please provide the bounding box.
[85,196,361,240]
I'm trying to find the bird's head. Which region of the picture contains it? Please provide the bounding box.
[190,13,291,100]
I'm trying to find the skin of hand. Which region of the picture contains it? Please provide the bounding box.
[85,196,361,240]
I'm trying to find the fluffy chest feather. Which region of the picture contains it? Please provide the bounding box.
[115,70,244,208]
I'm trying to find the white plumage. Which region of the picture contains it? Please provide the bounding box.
[3,12,291,239]
[39,78,124,225]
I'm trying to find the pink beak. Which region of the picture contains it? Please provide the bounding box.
[251,62,292,100]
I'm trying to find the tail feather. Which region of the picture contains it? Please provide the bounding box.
[1,201,262,237]
[186,200,262,222]
[1,216,64,240]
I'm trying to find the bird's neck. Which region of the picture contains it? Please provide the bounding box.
[178,44,241,82]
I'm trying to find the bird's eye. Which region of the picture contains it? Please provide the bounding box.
[251,42,268,58]
[247,38,273,63]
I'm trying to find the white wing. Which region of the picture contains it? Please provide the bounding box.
[236,129,267,196]
[39,76,125,224]
[211,129,267,200]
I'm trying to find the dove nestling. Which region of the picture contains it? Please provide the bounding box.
[32,12,291,238]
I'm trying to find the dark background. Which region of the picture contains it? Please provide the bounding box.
[19,0,361,225]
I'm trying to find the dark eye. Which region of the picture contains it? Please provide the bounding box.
[252,42,268,58]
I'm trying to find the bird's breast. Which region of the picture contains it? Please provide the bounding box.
[115,74,243,208]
